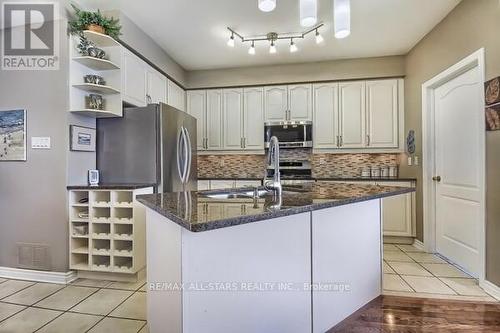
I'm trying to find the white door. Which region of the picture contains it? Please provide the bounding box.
[313,83,339,149]
[243,87,264,150]
[338,81,366,148]
[187,90,206,150]
[223,88,244,150]
[434,65,484,277]
[288,84,312,121]
[264,86,288,122]
[366,79,399,148]
[122,49,147,107]
[207,89,223,150]
[146,68,167,104]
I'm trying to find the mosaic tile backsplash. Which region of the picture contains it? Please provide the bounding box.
[198,152,399,178]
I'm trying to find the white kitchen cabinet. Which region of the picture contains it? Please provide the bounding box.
[207,90,224,150]
[167,79,186,111]
[243,87,265,150]
[366,79,399,148]
[379,181,415,237]
[187,90,207,150]
[288,84,312,121]
[223,89,244,150]
[122,48,147,107]
[146,67,167,104]
[264,86,288,122]
[313,83,339,149]
[338,81,366,148]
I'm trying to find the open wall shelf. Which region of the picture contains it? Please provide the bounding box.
[68,187,153,276]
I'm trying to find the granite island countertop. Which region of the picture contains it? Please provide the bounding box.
[137,181,415,232]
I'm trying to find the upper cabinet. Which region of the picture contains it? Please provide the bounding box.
[288,84,312,121]
[264,86,288,122]
[313,83,339,149]
[207,90,223,150]
[146,68,167,104]
[243,87,265,150]
[338,81,366,148]
[366,79,399,148]
[187,90,207,150]
[167,80,186,112]
[122,48,147,107]
[222,89,244,150]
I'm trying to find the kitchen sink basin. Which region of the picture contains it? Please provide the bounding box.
[200,189,270,200]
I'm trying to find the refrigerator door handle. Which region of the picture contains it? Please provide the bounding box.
[183,127,193,184]
[177,128,185,184]
[181,127,190,184]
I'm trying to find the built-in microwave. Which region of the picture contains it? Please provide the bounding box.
[264,121,313,148]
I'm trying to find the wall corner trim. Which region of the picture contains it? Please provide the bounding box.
[479,279,500,301]
[0,267,77,285]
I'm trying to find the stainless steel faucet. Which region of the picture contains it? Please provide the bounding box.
[263,136,282,197]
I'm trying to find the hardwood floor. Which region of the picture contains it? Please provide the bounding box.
[328,295,500,332]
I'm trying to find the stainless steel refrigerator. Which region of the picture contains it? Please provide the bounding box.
[96,103,197,192]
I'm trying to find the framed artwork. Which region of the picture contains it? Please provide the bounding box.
[0,109,26,161]
[70,125,96,151]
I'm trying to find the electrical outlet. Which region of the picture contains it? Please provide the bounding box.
[407,156,413,166]
[414,156,419,166]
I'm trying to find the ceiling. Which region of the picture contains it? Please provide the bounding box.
[79,0,461,71]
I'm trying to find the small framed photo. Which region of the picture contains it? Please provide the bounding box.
[70,125,96,152]
[0,109,27,161]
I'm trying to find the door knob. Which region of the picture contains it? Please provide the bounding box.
[432,176,441,182]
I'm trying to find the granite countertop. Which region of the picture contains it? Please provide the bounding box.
[137,182,415,232]
[67,183,156,190]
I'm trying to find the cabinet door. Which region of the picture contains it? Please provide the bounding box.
[122,49,147,107]
[243,87,264,150]
[223,88,244,150]
[187,90,206,150]
[167,79,186,111]
[366,79,399,148]
[381,193,413,237]
[207,90,223,150]
[288,84,312,121]
[146,68,167,104]
[264,86,288,122]
[313,83,339,149]
[339,81,366,148]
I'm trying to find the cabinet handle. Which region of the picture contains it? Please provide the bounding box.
[204,138,208,149]
[336,135,340,148]
[244,138,246,148]
[366,134,371,146]
[240,138,243,148]
[146,94,152,104]
[339,135,343,147]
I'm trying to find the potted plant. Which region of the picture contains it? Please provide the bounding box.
[68,4,121,40]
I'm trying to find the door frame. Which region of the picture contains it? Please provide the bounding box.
[422,48,486,280]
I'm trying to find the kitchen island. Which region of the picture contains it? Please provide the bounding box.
[137,182,414,333]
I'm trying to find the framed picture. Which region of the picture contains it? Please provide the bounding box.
[70,125,96,152]
[0,109,26,161]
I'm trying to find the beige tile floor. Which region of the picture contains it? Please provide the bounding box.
[0,277,148,333]
[383,243,498,302]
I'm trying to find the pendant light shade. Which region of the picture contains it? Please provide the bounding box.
[334,0,350,39]
[248,41,256,55]
[269,41,277,54]
[300,0,317,27]
[258,0,276,12]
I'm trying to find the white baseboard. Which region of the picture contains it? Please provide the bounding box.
[480,279,500,301]
[412,239,425,251]
[0,267,77,285]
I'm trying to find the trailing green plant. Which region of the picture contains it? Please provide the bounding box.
[68,4,122,40]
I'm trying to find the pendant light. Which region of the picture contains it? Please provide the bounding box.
[248,41,256,55]
[258,0,276,12]
[227,32,235,47]
[334,0,350,39]
[269,40,277,54]
[315,29,324,44]
[289,39,298,53]
[300,0,317,27]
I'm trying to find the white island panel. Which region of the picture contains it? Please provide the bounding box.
[312,199,382,332]
[181,213,312,333]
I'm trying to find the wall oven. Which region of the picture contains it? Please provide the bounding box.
[264,121,312,148]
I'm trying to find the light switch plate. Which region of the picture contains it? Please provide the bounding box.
[31,137,51,149]
[407,156,413,166]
